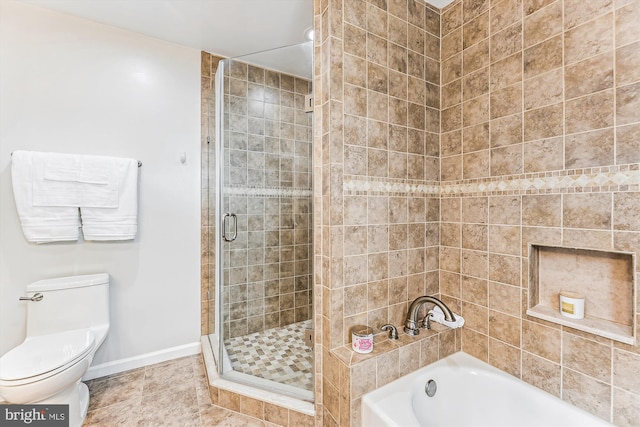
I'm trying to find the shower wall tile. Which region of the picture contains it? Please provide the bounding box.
[524,68,562,110]
[439,0,640,424]
[222,68,312,338]
[315,0,640,424]
[202,52,313,343]
[563,368,612,421]
[523,136,563,172]
[317,0,448,425]
[614,388,640,427]
[564,13,613,66]
[489,338,521,377]
[524,35,562,78]
[563,332,612,383]
[616,1,640,47]
[522,351,561,396]
[523,0,561,47]
[564,52,613,100]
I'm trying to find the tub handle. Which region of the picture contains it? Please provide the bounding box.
[381,324,399,340]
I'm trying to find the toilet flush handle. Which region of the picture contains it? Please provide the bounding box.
[19,293,43,302]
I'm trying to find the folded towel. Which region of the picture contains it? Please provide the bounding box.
[11,151,80,243]
[32,152,118,208]
[81,157,138,241]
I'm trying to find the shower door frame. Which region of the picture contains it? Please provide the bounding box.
[212,56,314,402]
[213,58,225,374]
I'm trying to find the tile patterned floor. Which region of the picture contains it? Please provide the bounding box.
[83,355,269,426]
[224,320,313,391]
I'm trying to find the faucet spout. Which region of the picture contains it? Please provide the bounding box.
[404,296,455,336]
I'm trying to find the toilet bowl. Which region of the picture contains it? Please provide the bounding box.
[0,274,110,427]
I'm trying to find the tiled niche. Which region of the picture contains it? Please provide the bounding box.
[528,244,637,345]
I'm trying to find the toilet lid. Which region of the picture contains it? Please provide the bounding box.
[0,329,95,381]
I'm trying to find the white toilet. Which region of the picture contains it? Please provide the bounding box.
[0,273,110,427]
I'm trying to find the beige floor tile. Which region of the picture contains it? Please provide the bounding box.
[143,359,196,395]
[138,387,200,426]
[84,398,141,426]
[82,355,269,427]
[87,370,145,411]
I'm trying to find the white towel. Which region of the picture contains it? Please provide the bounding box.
[11,151,81,243]
[80,157,138,241]
[32,152,119,208]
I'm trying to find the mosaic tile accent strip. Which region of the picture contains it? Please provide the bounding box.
[343,178,440,195]
[441,166,640,196]
[344,164,640,197]
[225,186,312,198]
[224,320,313,391]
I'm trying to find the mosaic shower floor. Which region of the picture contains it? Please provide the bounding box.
[224,320,313,391]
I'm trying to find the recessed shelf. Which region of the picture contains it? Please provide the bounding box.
[528,245,637,345]
[526,305,635,344]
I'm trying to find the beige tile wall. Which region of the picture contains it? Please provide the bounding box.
[201,53,313,339]
[315,0,640,425]
[439,0,640,424]
[204,0,640,425]
[321,0,442,350]
[315,0,452,425]
[202,51,323,425]
[221,60,313,338]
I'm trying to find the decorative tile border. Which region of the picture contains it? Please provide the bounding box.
[225,186,312,198]
[343,178,440,195]
[344,164,640,197]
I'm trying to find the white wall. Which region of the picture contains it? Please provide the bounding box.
[0,0,201,369]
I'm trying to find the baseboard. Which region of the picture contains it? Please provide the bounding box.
[83,341,201,381]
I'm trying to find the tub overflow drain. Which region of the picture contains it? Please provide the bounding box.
[425,379,437,397]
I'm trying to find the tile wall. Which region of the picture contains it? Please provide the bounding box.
[202,52,320,426]
[314,0,454,425]
[315,0,640,425]
[205,0,640,424]
[201,53,314,339]
[221,60,313,338]
[438,0,640,424]
[317,0,442,352]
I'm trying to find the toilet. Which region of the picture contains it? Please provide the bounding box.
[0,273,110,427]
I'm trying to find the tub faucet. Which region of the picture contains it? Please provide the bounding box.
[404,296,456,336]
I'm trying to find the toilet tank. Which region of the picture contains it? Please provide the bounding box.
[24,273,110,338]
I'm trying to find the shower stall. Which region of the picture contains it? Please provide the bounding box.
[203,42,314,401]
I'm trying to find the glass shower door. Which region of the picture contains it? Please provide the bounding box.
[214,43,314,400]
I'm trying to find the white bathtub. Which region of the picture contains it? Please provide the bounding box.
[362,352,610,427]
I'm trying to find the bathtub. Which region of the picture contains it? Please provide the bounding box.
[362,352,610,427]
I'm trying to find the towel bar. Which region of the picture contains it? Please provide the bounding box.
[11,152,142,167]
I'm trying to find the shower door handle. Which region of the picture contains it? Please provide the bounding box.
[222,213,237,242]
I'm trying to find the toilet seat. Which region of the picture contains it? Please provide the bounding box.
[0,329,95,385]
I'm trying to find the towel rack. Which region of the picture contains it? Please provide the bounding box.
[10,152,142,167]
